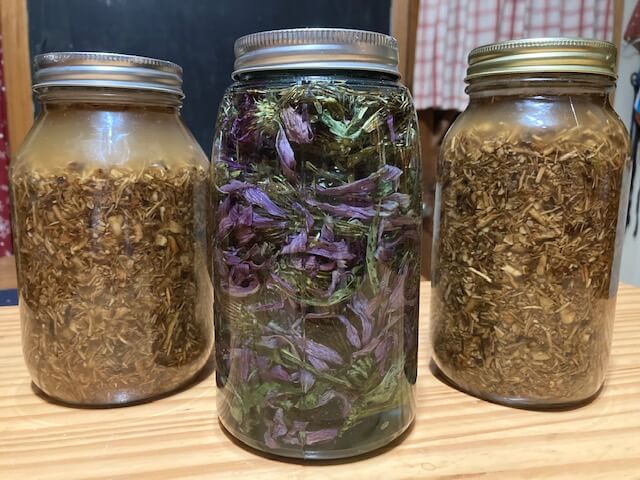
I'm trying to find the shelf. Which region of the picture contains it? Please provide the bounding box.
[1,282,640,479]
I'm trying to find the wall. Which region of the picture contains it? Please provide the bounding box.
[618,0,640,285]
[27,0,392,155]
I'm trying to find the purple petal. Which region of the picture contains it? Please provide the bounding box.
[374,335,394,365]
[252,212,287,229]
[350,295,373,344]
[272,408,288,438]
[281,230,308,254]
[269,272,295,295]
[219,179,251,194]
[276,127,298,183]
[337,315,361,348]
[386,114,399,142]
[227,263,260,297]
[387,192,411,208]
[281,421,307,446]
[320,223,334,242]
[304,339,343,365]
[306,198,377,220]
[388,270,407,312]
[316,165,402,198]
[300,369,315,391]
[269,365,291,381]
[306,239,355,261]
[243,187,286,218]
[353,337,382,358]
[305,428,339,446]
[293,202,314,231]
[308,356,330,371]
[280,106,313,144]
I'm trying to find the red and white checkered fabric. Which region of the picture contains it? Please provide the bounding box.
[412,0,615,111]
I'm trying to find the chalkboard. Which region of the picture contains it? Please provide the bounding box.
[27,0,391,155]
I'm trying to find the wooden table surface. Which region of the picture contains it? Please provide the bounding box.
[1,282,640,479]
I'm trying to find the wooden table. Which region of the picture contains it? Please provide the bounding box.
[1,283,639,479]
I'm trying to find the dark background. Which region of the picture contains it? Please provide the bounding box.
[27,0,391,155]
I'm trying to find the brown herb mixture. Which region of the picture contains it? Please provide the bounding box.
[12,163,213,405]
[431,119,629,404]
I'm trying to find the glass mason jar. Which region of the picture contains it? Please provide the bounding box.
[10,53,213,406]
[211,29,421,459]
[431,38,631,408]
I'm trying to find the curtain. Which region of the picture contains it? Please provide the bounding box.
[0,35,11,256]
[413,0,615,111]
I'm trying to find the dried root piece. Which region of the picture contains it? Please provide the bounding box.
[12,163,213,405]
[431,117,629,404]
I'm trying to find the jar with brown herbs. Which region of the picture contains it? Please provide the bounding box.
[431,38,631,408]
[11,53,213,406]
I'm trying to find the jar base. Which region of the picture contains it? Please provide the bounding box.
[218,408,415,460]
[430,359,603,411]
[30,359,214,408]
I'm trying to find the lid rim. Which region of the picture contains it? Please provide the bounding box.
[466,37,617,82]
[233,28,400,78]
[32,51,184,96]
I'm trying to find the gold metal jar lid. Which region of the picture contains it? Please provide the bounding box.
[466,37,617,81]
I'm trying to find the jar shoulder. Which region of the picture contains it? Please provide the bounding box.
[13,107,208,175]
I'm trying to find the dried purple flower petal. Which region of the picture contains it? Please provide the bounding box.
[243,187,287,218]
[320,223,334,242]
[293,202,314,231]
[306,198,377,220]
[308,356,330,371]
[317,165,402,198]
[337,315,361,348]
[227,263,260,297]
[374,335,395,365]
[350,294,373,344]
[386,114,399,142]
[305,428,339,446]
[300,369,315,391]
[281,230,308,255]
[306,240,355,261]
[280,106,313,144]
[276,127,298,183]
[304,339,343,365]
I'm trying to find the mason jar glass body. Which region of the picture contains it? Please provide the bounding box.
[430,74,630,408]
[11,88,213,406]
[211,71,421,458]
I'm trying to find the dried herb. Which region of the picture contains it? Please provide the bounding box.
[12,164,213,405]
[213,77,421,456]
[431,117,630,405]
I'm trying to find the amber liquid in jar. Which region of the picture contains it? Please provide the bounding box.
[431,74,631,408]
[11,88,213,406]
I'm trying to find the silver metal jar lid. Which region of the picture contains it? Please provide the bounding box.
[33,52,184,96]
[233,28,400,78]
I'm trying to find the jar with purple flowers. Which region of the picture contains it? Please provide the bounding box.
[211,28,422,459]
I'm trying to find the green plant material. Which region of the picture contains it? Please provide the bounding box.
[212,77,421,455]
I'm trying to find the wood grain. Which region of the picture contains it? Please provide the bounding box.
[390,0,419,89]
[1,283,640,479]
[0,255,16,289]
[0,0,33,154]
